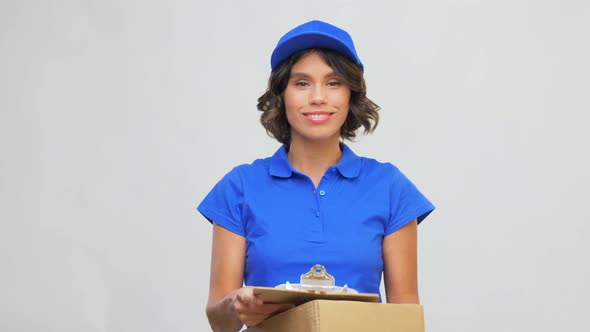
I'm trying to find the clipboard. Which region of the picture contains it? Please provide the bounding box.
[252,265,380,304]
[252,286,380,304]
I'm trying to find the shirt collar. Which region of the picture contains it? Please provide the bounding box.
[336,143,362,178]
[269,143,361,179]
[268,145,294,178]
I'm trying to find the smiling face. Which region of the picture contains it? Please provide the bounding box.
[283,51,351,147]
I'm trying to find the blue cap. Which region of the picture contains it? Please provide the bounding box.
[270,20,363,72]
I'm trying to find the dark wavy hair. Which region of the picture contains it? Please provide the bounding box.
[257,48,380,145]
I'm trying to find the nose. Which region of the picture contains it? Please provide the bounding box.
[309,84,326,105]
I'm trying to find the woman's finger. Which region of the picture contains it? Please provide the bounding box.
[236,303,296,326]
[239,313,268,327]
[233,297,263,313]
[237,302,293,315]
[235,287,263,306]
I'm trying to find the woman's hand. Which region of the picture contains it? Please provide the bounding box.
[231,287,295,327]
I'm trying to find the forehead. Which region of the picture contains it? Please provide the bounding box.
[290,51,334,75]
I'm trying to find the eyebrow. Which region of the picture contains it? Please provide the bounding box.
[289,72,338,79]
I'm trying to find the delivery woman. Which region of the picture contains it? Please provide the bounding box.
[197,20,435,331]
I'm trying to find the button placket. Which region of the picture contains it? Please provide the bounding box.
[315,189,325,218]
[309,172,334,242]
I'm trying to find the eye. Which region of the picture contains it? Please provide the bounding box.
[295,80,309,87]
[327,80,341,87]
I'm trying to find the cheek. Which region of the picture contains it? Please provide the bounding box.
[338,91,351,111]
[283,93,297,124]
[284,91,306,119]
[334,88,351,105]
[283,91,296,113]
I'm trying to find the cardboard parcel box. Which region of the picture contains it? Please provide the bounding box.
[246,287,424,332]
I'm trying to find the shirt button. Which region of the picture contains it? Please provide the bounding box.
[319,190,326,196]
[315,210,320,217]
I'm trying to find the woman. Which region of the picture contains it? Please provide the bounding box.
[198,20,435,331]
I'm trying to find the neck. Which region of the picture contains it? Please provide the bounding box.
[287,138,343,186]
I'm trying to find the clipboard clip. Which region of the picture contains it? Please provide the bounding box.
[276,264,357,294]
[300,264,335,287]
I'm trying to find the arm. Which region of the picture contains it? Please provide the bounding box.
[206,224,246,331]
[206,224,293,331]
[382,219,419,304]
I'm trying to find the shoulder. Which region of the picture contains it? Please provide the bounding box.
[358,155,403,181]
[203,155,274,200]
[229,156,271,176]
[228,145,288,179]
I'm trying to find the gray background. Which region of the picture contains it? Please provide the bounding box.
[2,0,589,331]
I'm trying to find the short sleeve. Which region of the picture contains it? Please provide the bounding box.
[197,167,245,237]
[386,166,435,235]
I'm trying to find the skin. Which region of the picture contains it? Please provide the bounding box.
[205,51,419,332]
[383,219,419,304]
[206,225,294,332]
[284,51,351,186]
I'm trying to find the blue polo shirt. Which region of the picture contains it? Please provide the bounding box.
[197,144,434,299]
